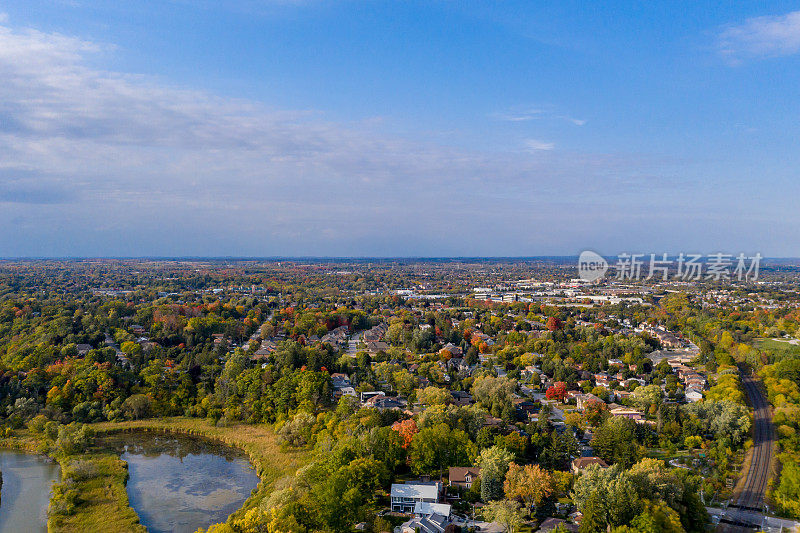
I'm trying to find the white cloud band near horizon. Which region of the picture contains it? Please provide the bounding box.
[0,15,780,256]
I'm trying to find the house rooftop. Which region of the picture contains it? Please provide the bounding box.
[391,482,440,500]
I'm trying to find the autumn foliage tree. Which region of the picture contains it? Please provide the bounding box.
[546,316,562,331]
[504,463,554,512]
[545,381,567,402]
[391,418,419,449]
[584,398,610,427]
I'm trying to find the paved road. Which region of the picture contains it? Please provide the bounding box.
[346,332,361,357]
[717,371,776,532]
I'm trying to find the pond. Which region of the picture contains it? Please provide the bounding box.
[0,449,61,533]
[102,432,260,533]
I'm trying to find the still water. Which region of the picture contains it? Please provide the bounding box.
[103,432,260,533]
[0,450,60,533]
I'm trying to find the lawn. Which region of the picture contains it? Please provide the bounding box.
[755,338,800,361]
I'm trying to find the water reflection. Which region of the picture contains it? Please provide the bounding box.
[0,450,60,533]
[103,433,259,533]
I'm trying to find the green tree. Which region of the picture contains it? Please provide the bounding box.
[120,394,152,420]
[408,423,474,477]
[477,445,514,502]
[591,416,641,468]
[483,499,523,533]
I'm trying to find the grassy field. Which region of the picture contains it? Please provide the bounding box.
[755,338,800,361]
[94,417,311,523]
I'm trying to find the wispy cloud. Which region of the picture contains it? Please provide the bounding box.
[491,108,545,122]
[525,139,555,151]
[491,106,586,126]
[561,116,586,126]
[719,10,800,62]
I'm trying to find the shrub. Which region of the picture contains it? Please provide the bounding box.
[67,460,100,482]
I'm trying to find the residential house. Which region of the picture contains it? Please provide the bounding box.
[366,341,390,354]
[536,517,580,533]
[449,390,473,407]
[448,466,481,489]
[336,386,357,398]
[538,518,579,532]
[571,457,609,475]
[390,482,442,513]
[251,340,278,361]
[446,357,471,375]
[75,344,93,356]
[331,373,351,389]
[360,391,385,404]
[439,343,463,358]
[331,372,355,399]
[366,396,406,411]
[400,512,449,533]
[513,397,537,419]
[610,406,645,422]
[594,373,612,388]
[613,390,632,402]
[362,323,388,343]
[653,329,684,349]
[575,393,602,410]
[321,325,350,348]
[414,502,451,518]
[685,388,704,402]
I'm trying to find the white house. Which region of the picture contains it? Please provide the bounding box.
[400,513,449,533]
[414,502,451,518]
[390,482,442,513]
[685,388,704,402]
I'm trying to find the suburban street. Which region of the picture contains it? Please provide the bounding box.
[346,332,362,357]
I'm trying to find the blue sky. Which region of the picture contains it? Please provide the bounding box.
[1,1,799,256]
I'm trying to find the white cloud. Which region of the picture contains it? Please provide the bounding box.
[563,117,587,126]
[719,10,800,62]
[525,139,555,151]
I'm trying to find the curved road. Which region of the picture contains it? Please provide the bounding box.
[717,372,775,532]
